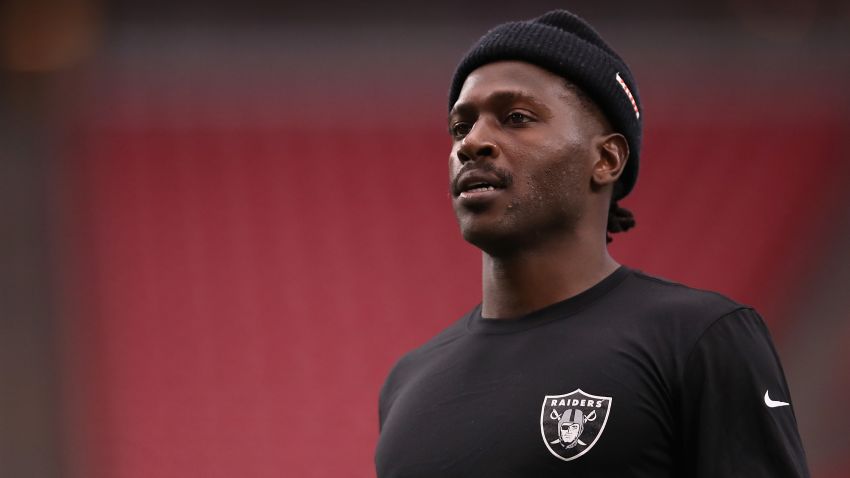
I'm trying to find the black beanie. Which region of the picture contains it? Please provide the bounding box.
[448,10,642,200]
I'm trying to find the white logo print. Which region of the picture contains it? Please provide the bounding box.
[541,389,612,461]
[764,390,790,408]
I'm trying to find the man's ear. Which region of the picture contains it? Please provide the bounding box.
[591,133,629,189]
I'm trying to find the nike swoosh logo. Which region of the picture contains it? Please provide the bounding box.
[764,390,790,408]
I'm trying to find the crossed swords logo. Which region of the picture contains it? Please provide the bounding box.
[548,409,597,446]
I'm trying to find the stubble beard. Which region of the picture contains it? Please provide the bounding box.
[456,189,583,258]
[453,149,589,257]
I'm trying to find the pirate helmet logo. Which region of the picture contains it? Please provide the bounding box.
[540,389,612,461]
[557,408,585,448]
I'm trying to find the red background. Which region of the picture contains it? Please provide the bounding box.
[1,1,849,477]
[59,81,848,477]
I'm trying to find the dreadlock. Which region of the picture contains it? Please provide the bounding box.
[606,195,635,243]
[606,179,635,243]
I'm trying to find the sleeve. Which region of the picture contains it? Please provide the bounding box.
[378,366,396,432]
[378,351,416,432]
[680,307,810,478]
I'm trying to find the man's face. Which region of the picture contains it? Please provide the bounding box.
[448,61,603,255]
[560,421,582,443]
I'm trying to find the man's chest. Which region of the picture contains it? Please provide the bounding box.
[376,330,680,477]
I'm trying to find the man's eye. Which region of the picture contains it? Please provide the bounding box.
[451,122,472,137]
[506,112,532,124]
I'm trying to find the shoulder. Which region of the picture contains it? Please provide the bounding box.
[606,268,761,361]
[378,310,472,409]
[393,309,471,369]
[622,268,750,325]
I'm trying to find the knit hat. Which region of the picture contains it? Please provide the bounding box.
[448,10,642,200]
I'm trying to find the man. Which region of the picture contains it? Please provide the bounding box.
[375,10,808,477]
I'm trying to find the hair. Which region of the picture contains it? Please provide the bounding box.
[607,195,635,243]
[562,79,636,243]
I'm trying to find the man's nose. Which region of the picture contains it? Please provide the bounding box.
[456,119,500,164]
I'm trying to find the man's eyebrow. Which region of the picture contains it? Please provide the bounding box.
[449,90,553,121]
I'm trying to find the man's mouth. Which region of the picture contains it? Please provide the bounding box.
[461,181,499,195]
[453,170,511,199]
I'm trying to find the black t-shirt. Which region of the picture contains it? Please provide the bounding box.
[376,266,809,477]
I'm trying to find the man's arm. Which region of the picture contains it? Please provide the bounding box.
[680,307,809,477]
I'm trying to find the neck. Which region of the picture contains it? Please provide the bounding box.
[480,228,619,319]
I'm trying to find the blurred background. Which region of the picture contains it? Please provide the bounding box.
[1,0,849,476]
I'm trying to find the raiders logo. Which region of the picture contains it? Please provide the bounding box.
[540,389,612,461]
